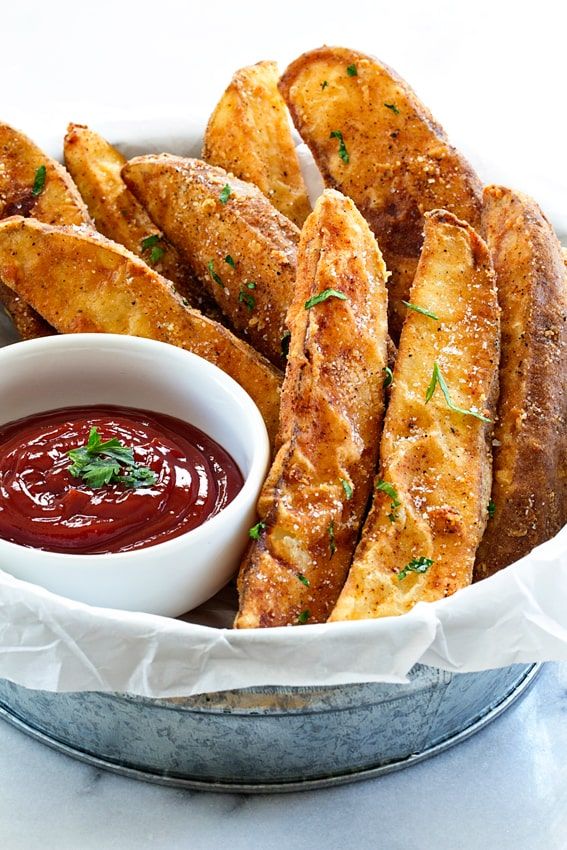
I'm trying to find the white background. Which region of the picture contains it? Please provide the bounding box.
[2,1,567,847]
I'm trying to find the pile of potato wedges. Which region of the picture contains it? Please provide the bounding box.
[0,46,565,627]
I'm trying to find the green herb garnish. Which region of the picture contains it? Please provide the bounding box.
[304,288,347,310]
[32,164,46,196]
[140,234,161,251]
[281,330,291,359]
[328,520,336,558]
[321,80,329,90]
[150,246,165,264]
[66,427,157,489]
[297,573,310,587]
[383,366,394,388]
[425,362,492,423]
[488,499,496,519]
[297,609,310,624]
[249,521,266,540]
[207,260,223,286]
[402,301,439,321]
[341,478,353,500]
[398,556,433,581]
[346,64,358,76]
[224,255,236,268]
[330,130,350,163]
[219,184,231,204]
[238,290,256,311]
[376,479,401,522]
[384,102,400,115]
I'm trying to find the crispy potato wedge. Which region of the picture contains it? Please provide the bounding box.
[0,121,91,339]
[235,189,389,628]
[63,123,218,317]
[203,60,311,228]
[474,187,567,580]
[279,46,483,338]
[122,155,299,368]
[0,217,281,443]
[330,211,499,621]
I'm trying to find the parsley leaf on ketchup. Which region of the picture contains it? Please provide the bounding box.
[67,427,157,489]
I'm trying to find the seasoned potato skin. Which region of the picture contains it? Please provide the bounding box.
[0,217,281,444]
[474,187,567,580]
[0,122,91,339]
[279,46,483,338]
[63,123,218,317]
[235,189,389,628]
[122,155,299,368]
[330,211,499,621]
[203,60,311,228]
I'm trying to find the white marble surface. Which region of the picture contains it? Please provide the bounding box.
[0,663,565,849]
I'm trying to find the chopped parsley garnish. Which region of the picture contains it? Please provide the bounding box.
[224,255,236,268]
[341,478,353,500]
[488,499,496,519]
[304,288,347,310]
[66,427,157,489]
[207,260,223,286]
[346,64,358,76]
[140,234,161,251]
[328,520,336,558]
[219,184,231,204]
[32,164,46,196]
[376,479,401,522]
[281,330,291,359]
[398,556,433,581]
[248,521,266,540]
[297,609,310,624]
[245,281,256,289]
[297,573,310,587]
[402,301,439,321]
[330,130,350,163]
[150,245,165,264]
[383,366,394,388]
[321,80,329,90]
[238,289,256,311]
[384,102,400,115]
[425,362,492,423]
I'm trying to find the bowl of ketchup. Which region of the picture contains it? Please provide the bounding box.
[0,334,270,616]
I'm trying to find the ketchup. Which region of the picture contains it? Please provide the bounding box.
[0,405,243,554]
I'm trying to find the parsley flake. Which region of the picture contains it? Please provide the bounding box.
[140,234,161,251]
[249,521,266,540]
[219,184,231,204]
[488,499,496,519]
[32,164,47,196]
[281,330,291,359]
[398,556,433,581]
[426,362,492,423]
[66,427,157,490]
[304,288,347,310]
[402,301,439,321]
[328,520,336,558]
[384,102,400,115]
[383,366,394,388]
[207,260,223,286]
[297,573,310,587]
[346,64,358,76]
[330,130,350,163]
[150,245,165,264]
[321,80,329,90]
[341,478,353,500]
[297,609,310,624]
[224,255,236,268]
[238,289,256,311]
[376,479,401,522]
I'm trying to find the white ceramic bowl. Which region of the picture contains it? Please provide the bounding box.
[0,334,270,617]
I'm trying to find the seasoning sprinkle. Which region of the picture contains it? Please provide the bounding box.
[321,80,329,90]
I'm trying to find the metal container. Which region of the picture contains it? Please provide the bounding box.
[0,663,539,792]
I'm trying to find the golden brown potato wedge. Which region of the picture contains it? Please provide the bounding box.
[122,155,299,368]
[474,187,567,580]
[330,211,499,621]
[235,189,389,628]
[203,60,311,228]
[0,217,281,443]
[0,121,91,339]
[63,123,218,317]
[279,46,483,338]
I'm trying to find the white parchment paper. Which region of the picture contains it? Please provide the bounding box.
[0,118,565,698]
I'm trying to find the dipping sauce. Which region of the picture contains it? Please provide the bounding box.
[0,405,243,554]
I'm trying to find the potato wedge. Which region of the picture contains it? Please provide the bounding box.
[235,189,389,628]
[122,155,299,368]
[474,187,567,580]
[330,211,499,621]
[203,60,311,228]
[0,121,91,339]
[0,217,281,443]
[63,123,218,317]
[279,47,483,338]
